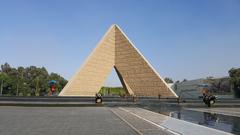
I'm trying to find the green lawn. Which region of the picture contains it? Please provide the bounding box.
[99,87,126,96]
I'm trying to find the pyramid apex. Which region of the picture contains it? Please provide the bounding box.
[111,24,120,28]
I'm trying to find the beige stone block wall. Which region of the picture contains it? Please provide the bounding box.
[59,26,115,96]
[115,26,176,97]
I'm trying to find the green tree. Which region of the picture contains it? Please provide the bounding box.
[16,67,25,96]
[229,68,240,98]
[0,73,11,95]
[0,63,67,96]
[1,63,11,74]
[164,77,174,83]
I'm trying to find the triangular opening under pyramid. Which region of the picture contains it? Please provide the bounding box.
[100,68,127,96]
[59,24,177,97]
[103,68,122,87]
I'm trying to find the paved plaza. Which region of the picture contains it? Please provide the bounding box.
[0,106,173,135]
[0,107,135,135]
[0,106,235,135]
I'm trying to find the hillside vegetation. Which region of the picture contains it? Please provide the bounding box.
[0,63,67,96]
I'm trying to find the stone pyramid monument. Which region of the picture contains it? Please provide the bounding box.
[59,24,177,97]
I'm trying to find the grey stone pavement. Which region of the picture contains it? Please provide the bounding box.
[0,107,137,135]
[0,106,173,135]
[0,106,234,135]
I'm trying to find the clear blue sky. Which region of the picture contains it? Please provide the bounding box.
[0,0,240,86]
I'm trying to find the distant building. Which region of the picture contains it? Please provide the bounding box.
[172,77,232,99]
